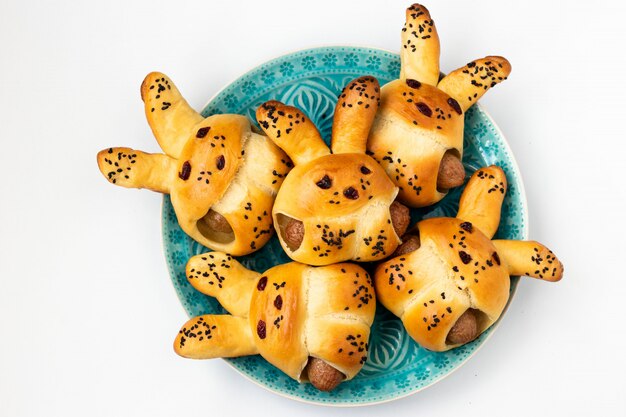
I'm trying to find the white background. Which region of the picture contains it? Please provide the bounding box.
[1,0,624,415]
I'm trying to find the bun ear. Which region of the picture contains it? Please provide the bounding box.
[456,166,506,239]
[186,252,260,317]
[256,101,330,165]
[400,3,440,86]
[96,147,176,193]
[141,72,204,158]
[331,76,380,154]
[492,240,564,282]
[437,56,511,112]
[174,315,258,359]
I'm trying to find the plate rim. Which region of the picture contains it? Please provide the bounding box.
[161,45,529,407]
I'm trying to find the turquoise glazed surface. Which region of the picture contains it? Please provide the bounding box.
[162,47,527,406]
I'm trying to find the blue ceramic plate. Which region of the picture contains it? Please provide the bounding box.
[162,46,528,406]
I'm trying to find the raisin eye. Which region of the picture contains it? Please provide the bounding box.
[216,155,225,170]
[196,127,210,138]
[406,79,421,89]
[416,102,432,117]
[360,166,371,175]
[179,161,191,180]
[343,187,359,200]
[316,175,332,189]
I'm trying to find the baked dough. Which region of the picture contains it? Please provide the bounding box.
[97,72,290,255]
[174,252,376,391]
[367,4,512,207]
[256,76,409,265]
[374,166,563,351]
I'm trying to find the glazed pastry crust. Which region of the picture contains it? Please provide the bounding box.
[256,101,329,166]
[141,72,204,158]
[400,4,440,85]
[272,153,401,265]
[375,217,510,351]
[171,117,289,255]
[98,72,291,256]
[331,76,381,154]
[457,166,507,239]
[96,147,176,194]
[374,164,564,351]
[438,56,512,112]
[366,4,511,208]
[174,315,258,359]
[250,263,309,380]
[258,76,403,265]
[368,79,464,207]
[492,240,564,282]
[186,252,260,317]
[248,262,376,381]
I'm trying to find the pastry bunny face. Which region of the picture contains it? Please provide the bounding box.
[374,166,563,352]
[97,72,290,255]
[256,76,411,265]
[174,252,375,392]
[367,4,512,208]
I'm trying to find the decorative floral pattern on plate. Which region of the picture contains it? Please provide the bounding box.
[162,47,527,406]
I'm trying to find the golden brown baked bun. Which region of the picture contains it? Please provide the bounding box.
[367,4,512,207]
[174,252,376,391]
[97,72,290,255]
[256,76,409,265]
[374,166,563,351]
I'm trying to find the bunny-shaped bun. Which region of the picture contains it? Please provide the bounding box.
[174,252,375,392]
[367,4,512,207]
[255,76,411,266]
[97,72,291,255]
[374,166,563,351]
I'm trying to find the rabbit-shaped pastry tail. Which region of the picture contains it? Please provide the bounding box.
[186,252,260,317]
[96,147,176,194]
[438,56,512,112]
[399,3,440,86]
[456,165,507,239]
[331,76,380,154]
[256,101,330,166]
[174,315,259,359]
[141,72,204,158]
[492,240,564,282]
